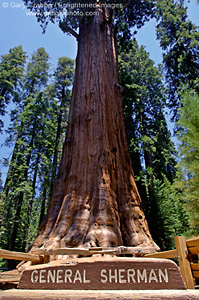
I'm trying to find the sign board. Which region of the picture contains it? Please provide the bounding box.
[18,257,186,290]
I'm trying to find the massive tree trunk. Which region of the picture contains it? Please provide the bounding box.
[32,8,158,252]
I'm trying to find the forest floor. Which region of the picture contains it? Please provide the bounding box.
[1,289,199,299]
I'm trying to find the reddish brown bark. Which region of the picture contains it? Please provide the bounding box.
[32,8,158,252]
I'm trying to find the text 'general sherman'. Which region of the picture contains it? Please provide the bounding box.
[30,268,169,285]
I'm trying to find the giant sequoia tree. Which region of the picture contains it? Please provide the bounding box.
[23,0,159,252]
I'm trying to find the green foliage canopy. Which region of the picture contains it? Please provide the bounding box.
[0,46,26,132]
[176,91,199,233]
[155,0,199,118]
[0,47,75,256]
[22,0,155,36]
[118,39,187,249]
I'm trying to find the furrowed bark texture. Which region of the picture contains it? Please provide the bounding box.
[32,9,158,252]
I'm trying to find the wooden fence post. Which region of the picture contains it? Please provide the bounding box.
[175,236,195,289]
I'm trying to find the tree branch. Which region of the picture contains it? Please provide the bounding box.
[59,22,79,40]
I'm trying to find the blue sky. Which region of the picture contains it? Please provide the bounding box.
[0,1,77,64]
[0,0,199,181]
[1,1,198,67]
[136,1,199,65]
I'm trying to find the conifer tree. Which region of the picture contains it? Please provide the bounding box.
[118,39,185,249]
[0,171,2,193]
[37,58,75,227]
[49,57,74,200]
[0,50,75,256]
[0,46,26,132]
[176,90,199,234]
[155,0,199,119]
[119,39,176,182]
[21,1,159,252]
[0,48,51,253]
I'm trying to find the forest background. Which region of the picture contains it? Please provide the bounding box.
[0,0,199,268]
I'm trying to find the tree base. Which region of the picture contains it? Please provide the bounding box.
[18,257,185,290]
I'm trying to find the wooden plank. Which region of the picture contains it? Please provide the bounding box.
[186,237,199,248]
[188,246,199,255]
[32,247,101,256]
[0,273,21,283]
[191,263,199,271]
[120,246,156,255]
[175,236,195,289]
[31,246,156,257]
[0,249,42,263]
[18,257,186,290]
[144,249,178,259]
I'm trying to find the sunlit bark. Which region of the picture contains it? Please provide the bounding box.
[32,8,158,253]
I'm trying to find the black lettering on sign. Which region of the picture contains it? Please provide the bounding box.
[18,257,186,290]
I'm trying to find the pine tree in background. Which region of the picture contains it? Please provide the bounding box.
[155,0,199,119]
[48,57,74,201]
[0,46,26,132]
[0,171,2,193]
[0,48,75,261]
[0,48,51,254]
[37,58,75,228]
[149,175,189,249]
[118,39,187,249]
[175,90,199,235]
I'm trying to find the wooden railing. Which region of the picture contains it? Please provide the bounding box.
[145,236,199,289]
[0,236,198,288]
[0,246,156,262]
[0,249,42,263]
[0,249,43,283]
[30,245,157,261]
